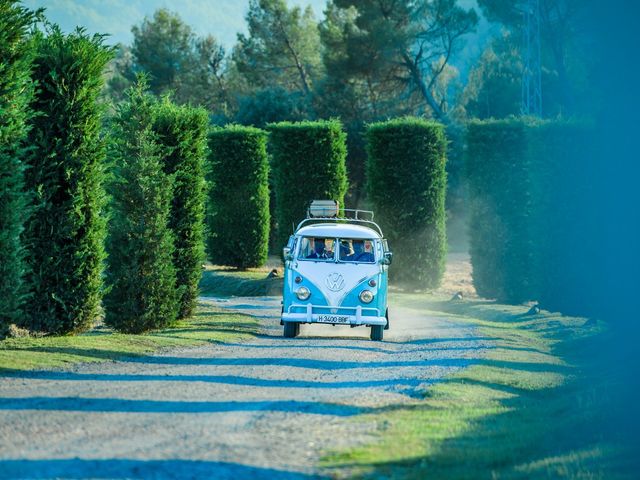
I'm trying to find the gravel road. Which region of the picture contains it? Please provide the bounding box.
[0,295,490,479]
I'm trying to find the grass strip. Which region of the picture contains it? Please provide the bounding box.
[322,295,628,479]
[0,300,258,372]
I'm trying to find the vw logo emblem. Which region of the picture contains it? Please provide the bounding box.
[325,272,345,292]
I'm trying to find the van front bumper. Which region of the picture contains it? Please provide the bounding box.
[282,304,387,326]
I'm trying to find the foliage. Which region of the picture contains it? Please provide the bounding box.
[233,0,322,96]
[466,119,596,309]
[366,118,447,287]
[268,120,348,249]
[0,1,38,338]
[152,99,209,319]
[234,87,310,128]
[527,121,597,316]
[465,119,535,303]
[460,33,522,120]
[108,9,229,114]
[207,125,270,269]
[104,80,179,334]
[22,27,113,335]
[330,0,478,124]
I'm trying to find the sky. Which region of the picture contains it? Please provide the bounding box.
[23,0,327,48]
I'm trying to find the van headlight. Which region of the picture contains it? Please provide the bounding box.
[359,290,374,303]
[295,286,310,300]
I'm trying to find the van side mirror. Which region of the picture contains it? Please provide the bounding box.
[382,251,393,265]
[283,247,293,261]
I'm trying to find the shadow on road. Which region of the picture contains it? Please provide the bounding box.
[0,459,317,479]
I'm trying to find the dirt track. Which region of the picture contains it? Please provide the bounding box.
[0,295,489,479]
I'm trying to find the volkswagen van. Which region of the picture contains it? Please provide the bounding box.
[281,200,392,341]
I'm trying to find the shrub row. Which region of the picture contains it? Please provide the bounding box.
[208,126,270,269]
[0,1,37,338]
[466,119,534,302]
[268,120,349,250]
[153,99,209,319]
[466,119,596,312]
[366,118,448,287]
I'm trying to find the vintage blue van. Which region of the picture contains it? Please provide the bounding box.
[281,200,392,341]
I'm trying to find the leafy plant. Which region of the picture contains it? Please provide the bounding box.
[207,125,270,269]
[366,118,448,287]
[23,26,113,334]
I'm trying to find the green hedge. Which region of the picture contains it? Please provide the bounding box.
[153,99,209,319]
[466,119,595,310]
[207,125,270,269]
[528,121,597,315]
[104,80,179,334]
[0,1,37,338]
[366,118,447,287]
[466,119,535,302]
[22,27,113,334]
[268,120,348,249]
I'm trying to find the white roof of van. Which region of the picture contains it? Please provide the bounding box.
[296,223,382,239]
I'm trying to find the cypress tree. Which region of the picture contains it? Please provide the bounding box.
[104,80,179,334]
[268,120,348,249]
[0,1,37,338]
[152,99,209,319]
[366,118,448,287]
[23,27,113,334]
[208,125,270,269]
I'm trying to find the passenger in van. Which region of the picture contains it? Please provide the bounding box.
[307,239,328,259]
[347,240,374,262]
[339,240,351,260]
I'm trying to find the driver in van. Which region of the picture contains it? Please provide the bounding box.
[307,239,328,259]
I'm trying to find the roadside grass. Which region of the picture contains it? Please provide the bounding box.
[199,264,283,297]
[0,300,258,372]
[322,294,629,479]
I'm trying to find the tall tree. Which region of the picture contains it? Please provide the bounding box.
[107,9,229,114]
[152,99,209,319]
[104,80,179,333]
[330,0,478,124]
[233,0,323,96]
[0,1,38,338]
[24,27,113,334]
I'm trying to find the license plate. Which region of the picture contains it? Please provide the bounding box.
[317,314,350,324]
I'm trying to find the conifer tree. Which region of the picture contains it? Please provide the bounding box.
[0,1,38,338]
[23,27,112,334]
[152,99,209,319]
[104,80,179,333]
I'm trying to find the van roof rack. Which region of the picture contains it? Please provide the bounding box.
[295,200,383,236]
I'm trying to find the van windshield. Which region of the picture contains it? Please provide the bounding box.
[298,237,335,261]
[337,238,376,263]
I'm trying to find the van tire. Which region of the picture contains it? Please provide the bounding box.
[384,308,390,330]
[284,322,298,338]
[370,325,383,341]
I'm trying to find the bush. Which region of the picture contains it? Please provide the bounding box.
[466,119,596,309]
[465,119,535,303]
[104,80,179,334]
[22,27,113,334]
[153,99,209,319]
[528,121,597,315]
[0,1,37,338]
[366,118,448,287]
[207,125,270,269]
[268,120,348,249]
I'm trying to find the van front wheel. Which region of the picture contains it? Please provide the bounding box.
[370,324,383,341]
[284,322,299,338]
